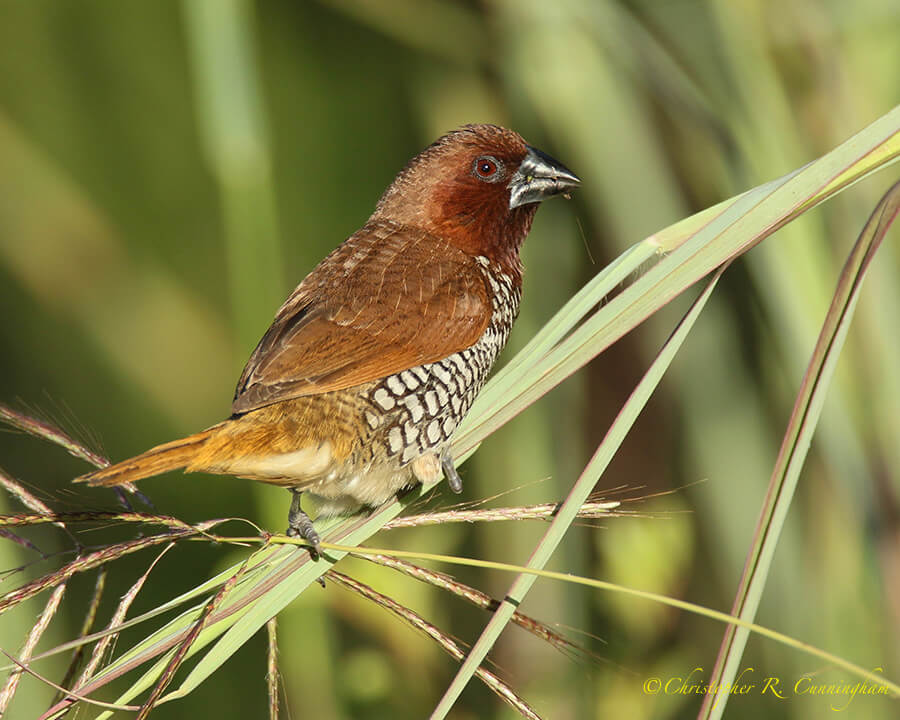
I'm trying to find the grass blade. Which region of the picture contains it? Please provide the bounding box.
[431,265,727,717]
[456,107,900,453]
[698,179,900,719]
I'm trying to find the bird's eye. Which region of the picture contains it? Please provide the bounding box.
[473,156,501,181]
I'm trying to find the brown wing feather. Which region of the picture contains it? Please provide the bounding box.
[231,221,491,415]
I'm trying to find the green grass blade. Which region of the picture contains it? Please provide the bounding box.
[698,180,900,719]
[330,543,898,698]
[470,241,658,408]
[431,266,727,718]
[41,545,286,716]
[168,546,323,696]
[455,107,900,454]
[24,554,254,668]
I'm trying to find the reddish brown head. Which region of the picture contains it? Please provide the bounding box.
[372,124,579,272]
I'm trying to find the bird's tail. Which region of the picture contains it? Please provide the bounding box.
[76,429,214,487]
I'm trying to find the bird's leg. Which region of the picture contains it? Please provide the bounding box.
[286,489,321,559]
[441,453,463,494]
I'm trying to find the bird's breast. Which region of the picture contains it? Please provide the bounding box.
[360,257,520,466]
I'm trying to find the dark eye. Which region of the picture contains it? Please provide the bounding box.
[473,155,501,181]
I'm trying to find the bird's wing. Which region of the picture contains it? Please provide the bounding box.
[231,222,491,415]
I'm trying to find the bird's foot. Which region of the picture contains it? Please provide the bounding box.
[441,454,463,494]
[287,490,321,560]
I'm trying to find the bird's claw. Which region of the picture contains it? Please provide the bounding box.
[287,490,321,560]
[441,454,463,494]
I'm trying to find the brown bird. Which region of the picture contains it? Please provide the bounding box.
[77,124,579,550]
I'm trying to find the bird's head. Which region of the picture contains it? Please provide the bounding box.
[372,124,579,271]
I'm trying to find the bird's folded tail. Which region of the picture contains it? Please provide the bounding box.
[76,429,214,487]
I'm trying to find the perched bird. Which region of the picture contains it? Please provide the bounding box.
[77,124,579,550]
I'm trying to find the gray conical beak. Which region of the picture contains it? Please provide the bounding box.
[508,145,580,209]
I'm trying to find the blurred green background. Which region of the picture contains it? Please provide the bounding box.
[1,1,898,718]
